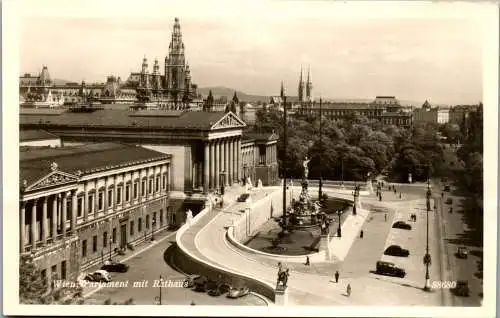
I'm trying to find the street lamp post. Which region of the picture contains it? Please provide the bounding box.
[109,238,113,261]
[281,81,289,235]
[423,170,432,291]
[158,275,162,305]
[318,97,323,201]
[337,210,342,238]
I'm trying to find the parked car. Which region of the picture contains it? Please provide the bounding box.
[445,198,453,205]
[84,270,111,282]
[101,261,129,273]
[452,280,470,297]
[375,261,406,278]
[444,185,451,192]
[237,193,250,202]
[183,274,201,288]
[207,283,230,297]
[227,286,250,299]
[456,247,468,259]
[392,221,412,230]
[384,245,410,257]
[193,276,208,292]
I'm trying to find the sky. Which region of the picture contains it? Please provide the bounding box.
[17,1,490,105]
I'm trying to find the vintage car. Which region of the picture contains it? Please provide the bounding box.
[375,261,406,278]
[101,261,129,273]
[392,221,412,230]
[452,280,470,297]
[384,245,410,257]
[227,286,250,299]
[456,247,468,259]
[183,274,201,288]
[207,283,231,297]
[237,193,250,202]
[84,270,111,282]
[193,276,208,292]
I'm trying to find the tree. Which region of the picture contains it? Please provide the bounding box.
[19,255,84,304]
[19,255,48,304]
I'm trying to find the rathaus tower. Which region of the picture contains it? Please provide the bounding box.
[135,17,198,109]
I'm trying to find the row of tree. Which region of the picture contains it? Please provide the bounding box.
[251,108,452,182]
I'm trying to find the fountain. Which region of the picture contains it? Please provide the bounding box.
[286,156,325,229]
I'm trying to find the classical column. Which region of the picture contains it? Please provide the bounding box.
[233,139,238,183]
[224,139,229,185]
[62,193,67,238]
[20,202,26,253]
[31,199,37,248]
[227,139,233,186]
[71,190,77,235]
[210,142,215,190]
[204,142,209,193]
[215,140,220,190]
[83,181,88,221]
[52,195,58,240]
[42,197,47,245]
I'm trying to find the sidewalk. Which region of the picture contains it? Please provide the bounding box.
[82,228,176,297]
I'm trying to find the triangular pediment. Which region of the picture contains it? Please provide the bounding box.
[210,112,246,130]
[26,170,79,191]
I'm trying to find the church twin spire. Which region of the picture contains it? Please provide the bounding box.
[298,66,312,103]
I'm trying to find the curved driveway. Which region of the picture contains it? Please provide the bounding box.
[179,186,434,306]
[181,188,377,305]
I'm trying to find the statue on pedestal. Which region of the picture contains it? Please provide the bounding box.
[186,209,193,225]
[276,263,290,289]
[302,156,311,180]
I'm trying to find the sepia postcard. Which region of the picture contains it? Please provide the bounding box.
[3,0,498,317]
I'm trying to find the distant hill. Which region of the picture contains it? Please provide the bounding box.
[198,86,270,103]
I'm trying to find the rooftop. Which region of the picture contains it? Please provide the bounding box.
[20,108,231,131]
[20,143,171,188]
[20,129,59,142]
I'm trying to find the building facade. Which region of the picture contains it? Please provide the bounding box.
[20,143,172,282]
[413,100,450,124]
[241,132,279,186]
[296,96,413,128]
[19,18,201,108]
[128,18,199,109]
[20,109,279,195]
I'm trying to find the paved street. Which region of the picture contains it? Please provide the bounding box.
[439,183,483,306]
[83,229,266,306]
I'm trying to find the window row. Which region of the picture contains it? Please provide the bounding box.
[77,173,168,216]
[81,210,164,257]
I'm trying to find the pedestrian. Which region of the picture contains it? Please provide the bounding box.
[360,230,364,238]
[305,256,310,266]
[394,188,397,194]
[334,270,339,283]
[384,213,387,221]
[399,192,402,199]
[346,283,351,297]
